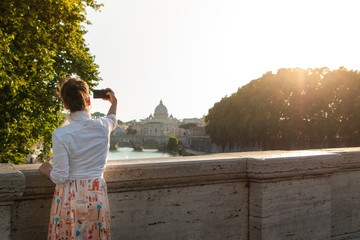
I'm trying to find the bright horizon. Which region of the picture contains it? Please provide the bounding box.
[84,0,360,122]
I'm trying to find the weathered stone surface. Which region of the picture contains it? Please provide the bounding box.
[0,164,25,201]
[110,182,248,240]
[331,171,360,238]
[14,165,54,199]
[250,178,332,240]
[0,205,11,240]
[9,155,249,240]
[105,155,248,192]
[247,150,341,181]
[0,164,25,240]
[11,198,52,240]
[2,148,360,239]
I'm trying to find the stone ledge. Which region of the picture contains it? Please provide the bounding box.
[14,155,249,197]
[10,147,360,197]
[0,164,25,202]
[105,157,248,192]
[247,151,341,181]
[4,147,360,240]
[246,148,360,181]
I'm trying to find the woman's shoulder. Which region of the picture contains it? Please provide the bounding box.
[53,122,80,137]
[52,126,67,140]
[104,114,116,122]
[96,114,117,130]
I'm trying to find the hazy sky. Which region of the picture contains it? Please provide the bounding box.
[84,0,360,122]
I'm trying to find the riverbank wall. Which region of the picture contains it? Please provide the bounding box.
[111,134,215,153]
[2,148,360,239]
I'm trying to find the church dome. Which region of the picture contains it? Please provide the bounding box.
[154,100,168,119]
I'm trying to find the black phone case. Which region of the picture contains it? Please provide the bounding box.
[93,89,110,99]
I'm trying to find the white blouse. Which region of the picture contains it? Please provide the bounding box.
[50,110,116,185]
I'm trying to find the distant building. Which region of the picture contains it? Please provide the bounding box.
[139,100,184,137]
[110,100,210,151]
[182,117,206,127]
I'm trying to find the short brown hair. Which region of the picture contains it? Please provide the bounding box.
[60,77,89,112]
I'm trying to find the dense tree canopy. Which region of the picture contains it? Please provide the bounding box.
[0,0,102,163]
[205,68,360,151]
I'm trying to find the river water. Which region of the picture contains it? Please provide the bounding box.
[107,147,176,160]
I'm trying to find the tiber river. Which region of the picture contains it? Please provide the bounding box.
[107,147,175,161]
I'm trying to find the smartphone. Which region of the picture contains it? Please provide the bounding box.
[93,89,110,99]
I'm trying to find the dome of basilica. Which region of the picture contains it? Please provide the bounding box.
[154,100,168,119]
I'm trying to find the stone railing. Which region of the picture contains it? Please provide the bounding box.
[2,148,360,239]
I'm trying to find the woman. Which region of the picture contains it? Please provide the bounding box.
[40,77,117,240]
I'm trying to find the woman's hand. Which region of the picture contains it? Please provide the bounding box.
[104,88,117,116]
[103,88,117,104]
[39,161,53,180]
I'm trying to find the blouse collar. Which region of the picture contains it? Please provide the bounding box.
[61,110,91,127]
[70,110,92,121]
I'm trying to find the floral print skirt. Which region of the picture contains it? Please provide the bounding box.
[48,178,111,240]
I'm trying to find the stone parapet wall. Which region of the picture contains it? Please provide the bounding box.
[2,148,360,239]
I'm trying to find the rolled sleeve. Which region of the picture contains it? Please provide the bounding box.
[50,133,69,185]
[105,114,117,131]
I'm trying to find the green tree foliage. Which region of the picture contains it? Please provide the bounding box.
[205,67,360,151]
[0,0,102,164]
[167,134,179,151]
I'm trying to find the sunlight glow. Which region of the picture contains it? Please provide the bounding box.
[84,0,360,121]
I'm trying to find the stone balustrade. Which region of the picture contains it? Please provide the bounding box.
[2,148,360,239]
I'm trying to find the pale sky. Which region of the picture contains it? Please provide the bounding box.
[84,0,360,122]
